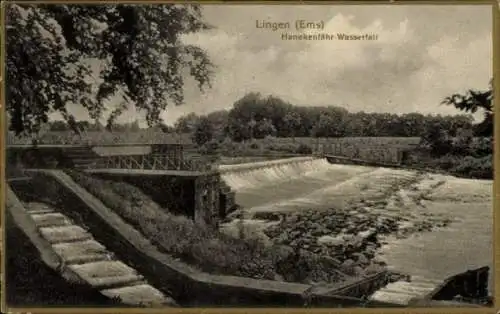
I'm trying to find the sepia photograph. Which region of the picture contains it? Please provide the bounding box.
[3,1,495,310]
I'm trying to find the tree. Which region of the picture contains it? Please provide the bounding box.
[205,110,229,140]
[226,119,252,142]
[283,112,302,141]
[6,3,214,136]
[253,118,276,139]
[441,79,493,137]
[174,112,201,133]
[420,122,453,156]
[311,111,346,138]
[192,116,214,147]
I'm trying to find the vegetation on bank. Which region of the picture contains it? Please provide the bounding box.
[407,130,493,179]
[65,170,357,284]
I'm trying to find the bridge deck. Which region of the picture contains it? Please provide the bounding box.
[85,168,214,177]
[7,143,191,148]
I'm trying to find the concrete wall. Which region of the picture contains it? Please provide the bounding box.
[193,173,221,226]
[90,173,196,219]
[90,171,231,228]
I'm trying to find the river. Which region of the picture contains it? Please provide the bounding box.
[220,158,493,292]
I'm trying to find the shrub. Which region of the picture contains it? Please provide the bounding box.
[295,144,313,155]
[450,155,492,179]
[249,142,260,150]
[198,139,220,155]
[423,154,493,179]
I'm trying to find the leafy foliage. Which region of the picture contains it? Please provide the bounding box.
[173,92,476,144]
[191,116,213,146]
[441,79,493,136]
[6,3,214,136]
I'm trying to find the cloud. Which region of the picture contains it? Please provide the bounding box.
[169,11,491,125]
[49,6,491,126]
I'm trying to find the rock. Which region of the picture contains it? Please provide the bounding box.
[365,263,385,274]
[276,233,291,244]
[353,266,365,276]
[352,252,369,265]
[342,234,354,242]
[341,259,355,268]
[289,230,302,239]
[253,211,282,221]
[287,214,299,224]
[372,256,387,266]
[317,235,344,247]
[319,255,342,267]
[311,213,322,221]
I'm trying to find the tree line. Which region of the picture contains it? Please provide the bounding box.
[174,92,490,147]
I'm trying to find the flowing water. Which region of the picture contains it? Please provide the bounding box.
[220,158,493,291]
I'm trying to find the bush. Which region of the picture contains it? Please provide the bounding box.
[295,144,313,155]
[198,139,220,155]
[469,137,493,158]
[422,154,493,179]
[450,155,492,179]
[249,142,260,150]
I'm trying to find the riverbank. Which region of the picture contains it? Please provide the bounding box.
[64,170,368,285]
[220,168,492,290]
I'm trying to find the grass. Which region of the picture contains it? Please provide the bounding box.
[64,170,350,284]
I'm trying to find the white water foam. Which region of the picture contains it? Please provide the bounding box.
[220,158,358,191]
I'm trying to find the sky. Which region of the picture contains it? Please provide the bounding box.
[58,4,493,126]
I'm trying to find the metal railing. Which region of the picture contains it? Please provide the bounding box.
[92,154,215,172]
[314,144,406,164]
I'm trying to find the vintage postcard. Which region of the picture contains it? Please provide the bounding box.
[1,0,497,312]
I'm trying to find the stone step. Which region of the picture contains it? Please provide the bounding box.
[410,276,443,285]
[25,208,56,215]
[386,281,437,294]
[30,213,72,228]
[53,240,113,265]
[68,260,145,289]
[101,284,178,307]
[24,202,56,212]
[382,285,430,298]
[34,171,176,306]
[369,289,416,306]
[39,225,93,244]
[369,277,440,306]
